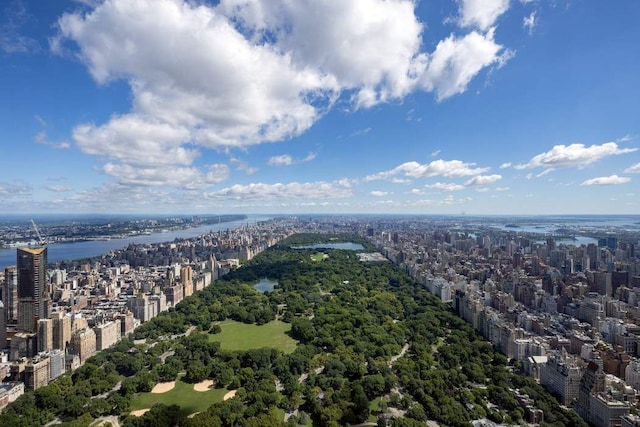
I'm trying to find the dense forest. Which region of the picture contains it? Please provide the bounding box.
[0,234,586,427]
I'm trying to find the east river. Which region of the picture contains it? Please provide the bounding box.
[0,215,272,270]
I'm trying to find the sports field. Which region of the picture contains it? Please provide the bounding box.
[211,320,298,353]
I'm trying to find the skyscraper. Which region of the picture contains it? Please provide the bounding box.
[2,267,17,323]
[17,247,48,333]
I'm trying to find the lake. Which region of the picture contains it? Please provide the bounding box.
[255,278,278,293]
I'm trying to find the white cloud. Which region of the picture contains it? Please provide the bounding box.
[624,163,640,173]
[34,131,71,150]
[431,149,441,157]
[457,0,511,31]
[204,181,352,201]
[302,152,317,162]
[440,195,472,205]
[495,186,510,191]
[580,175,631,186]
[34,115,47,126]
[515,142,638,173]
[268,155,293,167]
[523,11,536,34]
[464,174,502,186]
[425,182,465,191]
[230,158,258,175]
[45,185,72,192]
[617,135,632,143]
[268,152,317,166]
[350,128,372,137]
[499,162,512,169]
[53,0,511,187]
[0,181,32,197]
[370,191,389,197]
[419,29,512,101]
[73,115,196,166]
[366,159,490,181]
[0,0,40,53]
[102,163,229,189]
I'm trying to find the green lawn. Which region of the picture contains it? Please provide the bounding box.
[129,379,228,416]
[310,252,328,262]
[211,320,298,353]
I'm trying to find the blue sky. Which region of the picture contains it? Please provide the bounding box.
[1,0,639,215]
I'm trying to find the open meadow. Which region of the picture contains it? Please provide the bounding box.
[129,378,229,417]
[210,320,298,353]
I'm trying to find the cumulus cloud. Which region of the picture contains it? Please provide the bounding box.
[423,174,501,192]
[580,175,631,186]
[419,29,512,101]
[53,0,511,187]
[425,182,465,191]
[102,163,229,189]
[204,181,352,201]
[499,162,512,169]
[464,174,502,186]
[268,155,293,167]
[366,159,490,182]
[456,0,511,31]
[267,152,317,167]
[73,115,196,166]
[624,163,640,173]
[370,190,389,197]
[515,142,638,174]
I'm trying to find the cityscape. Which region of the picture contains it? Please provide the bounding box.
[0,214,639,426]
[1,0,640,426]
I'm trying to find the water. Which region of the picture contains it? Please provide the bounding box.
[0,215,272,269]
[292,242,365,250]
[255,278,278,293]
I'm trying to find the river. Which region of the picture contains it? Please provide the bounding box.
[0,215,272,270]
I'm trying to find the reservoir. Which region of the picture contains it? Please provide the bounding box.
[292,242,365,250]
[0,215,271,270]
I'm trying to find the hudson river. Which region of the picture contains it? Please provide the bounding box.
[0,215,271,270]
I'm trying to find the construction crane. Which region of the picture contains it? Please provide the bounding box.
[30,219,47,247]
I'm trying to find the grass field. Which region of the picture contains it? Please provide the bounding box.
[210,320,298,353]
[310,252,328,262]
[129,378,228,417]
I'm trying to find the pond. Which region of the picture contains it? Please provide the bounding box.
[255,278,278,293]
[292,242,365,250]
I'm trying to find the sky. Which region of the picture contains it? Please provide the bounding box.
[1,0,639,216]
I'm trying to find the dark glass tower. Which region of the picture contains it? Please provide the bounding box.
[17,247,47,332]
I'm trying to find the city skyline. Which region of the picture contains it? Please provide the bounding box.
[1,0,639,215]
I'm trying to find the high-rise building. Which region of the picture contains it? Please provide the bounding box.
[70,328,96,364]
[37,319,53,353]
[3,267,18,322]
[0,301,6,349]
[16,247,48,332]
[50,312,71,352]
